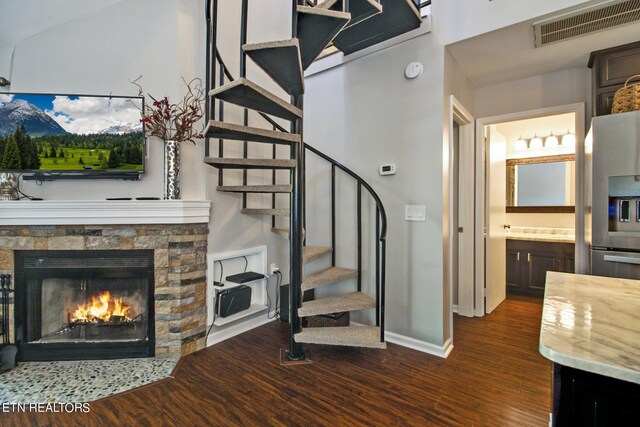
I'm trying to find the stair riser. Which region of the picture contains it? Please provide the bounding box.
[301,269,358,292]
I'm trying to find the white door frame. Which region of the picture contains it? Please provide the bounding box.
[448,95,475,340]
[475,103,586,314]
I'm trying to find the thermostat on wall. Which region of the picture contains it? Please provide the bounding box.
[379,164,396,176]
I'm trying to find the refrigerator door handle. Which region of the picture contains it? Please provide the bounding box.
[603,254,640,265]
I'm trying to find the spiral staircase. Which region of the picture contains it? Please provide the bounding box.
[204,0,422,360]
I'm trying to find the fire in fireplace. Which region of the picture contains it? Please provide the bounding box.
[14,250,155,361]
[71,290,134,324]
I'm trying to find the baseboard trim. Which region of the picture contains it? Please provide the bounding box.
[453,304,459,314]
[206,316,275,347]
[385,331,453,358]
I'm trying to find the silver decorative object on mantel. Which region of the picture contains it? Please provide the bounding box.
[0,173,18,200]
[163,140,180,200]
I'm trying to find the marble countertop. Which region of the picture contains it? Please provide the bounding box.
[540,271,640,384]
[506,227,575,243]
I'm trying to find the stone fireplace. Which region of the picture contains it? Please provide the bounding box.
[0,200,211,359]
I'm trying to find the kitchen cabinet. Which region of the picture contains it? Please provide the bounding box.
[506,240,575,297]
[588,41,640,117]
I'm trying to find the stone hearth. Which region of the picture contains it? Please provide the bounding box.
[0,200,211,357]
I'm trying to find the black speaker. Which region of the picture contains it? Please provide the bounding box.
[216,285,251,318]
[279,284,314,323]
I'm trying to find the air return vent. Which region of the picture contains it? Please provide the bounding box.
[534,0,640,47]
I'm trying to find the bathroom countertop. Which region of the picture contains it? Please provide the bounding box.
[539,271,640,384]
[506,227,575,243]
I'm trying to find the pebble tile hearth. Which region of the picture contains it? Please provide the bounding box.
[0,356,179,403]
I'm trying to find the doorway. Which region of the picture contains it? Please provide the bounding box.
[449,96,475,328]
[476,104,585,314]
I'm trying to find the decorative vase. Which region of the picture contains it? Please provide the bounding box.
[163,140,180,200]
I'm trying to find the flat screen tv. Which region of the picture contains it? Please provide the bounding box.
[0,92,145,180]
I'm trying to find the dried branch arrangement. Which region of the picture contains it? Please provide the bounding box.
[131,76,206,144]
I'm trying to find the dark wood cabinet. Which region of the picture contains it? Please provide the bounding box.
[589,41,640,117]
[506,240,575,298]
[554,364,640,426]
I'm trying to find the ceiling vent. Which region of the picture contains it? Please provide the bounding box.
[533,0,640,47]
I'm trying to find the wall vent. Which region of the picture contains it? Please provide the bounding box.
[534,0,640,47]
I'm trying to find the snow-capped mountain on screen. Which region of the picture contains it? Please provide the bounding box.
[99,122,143,135]
[0,98,67,137]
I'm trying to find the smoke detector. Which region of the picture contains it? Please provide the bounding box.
[533,0,640,47]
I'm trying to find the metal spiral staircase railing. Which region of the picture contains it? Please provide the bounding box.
[204,0,393,361]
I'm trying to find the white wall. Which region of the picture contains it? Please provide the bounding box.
[0,45,12,78]
[305,32,449,347]
[0,0,126,78]
[433,0,592,46]
[473,68,591,125]
[8,0,205,200]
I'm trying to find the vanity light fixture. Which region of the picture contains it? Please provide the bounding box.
[514,136,527,151]
[514,131,575,152]
[529,134,543,149]
[545,133,559,148]
[561,131,576,147]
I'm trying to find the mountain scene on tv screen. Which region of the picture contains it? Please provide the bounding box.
[0,94,144,172]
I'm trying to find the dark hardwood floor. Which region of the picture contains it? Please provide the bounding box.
[3,297,550,426]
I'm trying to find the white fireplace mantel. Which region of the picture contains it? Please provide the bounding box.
[0,200,211,226]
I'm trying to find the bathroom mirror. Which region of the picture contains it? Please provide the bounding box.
[506,154,575,213]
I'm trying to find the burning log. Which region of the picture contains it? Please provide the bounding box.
[68,291,134,325]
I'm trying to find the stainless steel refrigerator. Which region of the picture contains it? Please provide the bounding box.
[590,110,640,279]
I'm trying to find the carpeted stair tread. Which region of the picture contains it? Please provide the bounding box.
[332,0,422,55]
[210,78,302,121]
[318,0,382,28]
[298,291,375,316]
[204,158,296,170]
[303,246,332,264]
[204,120,300,145]
[243,39,304,95]
[302,267,358,291]
[217,185,292,193]
[296,5,350,69]
[271,227,305,240]
[296,326,386,348]
[241,208,290,216]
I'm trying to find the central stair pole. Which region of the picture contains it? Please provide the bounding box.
[288,95,305,361]
[287,0,306,361]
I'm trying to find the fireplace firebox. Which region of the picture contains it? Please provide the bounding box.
[14,250,155,361]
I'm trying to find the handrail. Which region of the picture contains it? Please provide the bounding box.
[304,143,387,241]
[305,142,387,342]
[205,0,387,343]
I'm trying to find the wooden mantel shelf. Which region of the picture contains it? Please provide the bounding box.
[0,200,211,225]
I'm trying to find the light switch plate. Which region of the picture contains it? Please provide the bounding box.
[405,205,426,222]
